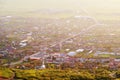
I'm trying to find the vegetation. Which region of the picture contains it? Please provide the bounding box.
[0,67,120,80]
[116,70,120,78]
[0,67,14,79]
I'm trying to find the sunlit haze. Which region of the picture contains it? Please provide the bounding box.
[0,0,120,11]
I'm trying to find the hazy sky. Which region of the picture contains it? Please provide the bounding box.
[0,0,120,12]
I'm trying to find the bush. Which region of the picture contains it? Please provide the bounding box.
[95,69,113,80]
[116,70,120,78]
[69,71,94,80]
[13,69,38,80]
[0,67,14,79]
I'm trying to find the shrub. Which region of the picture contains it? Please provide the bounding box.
[95,69,113,80]
[69,72,94,80]
[116,70,120,78]
[0,67,14,79]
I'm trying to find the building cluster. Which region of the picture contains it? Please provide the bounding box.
[0,15,120,70]
[27,51,120,70]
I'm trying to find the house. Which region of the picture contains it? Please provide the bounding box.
[29,52,44,60]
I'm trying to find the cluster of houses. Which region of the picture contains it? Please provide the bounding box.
[0,15,120,70]
[27,50,120,69]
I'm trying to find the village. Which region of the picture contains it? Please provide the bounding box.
[0,15,120,70]
[1,0,120,79]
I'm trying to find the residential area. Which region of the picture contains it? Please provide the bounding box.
[0,15,120,71]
